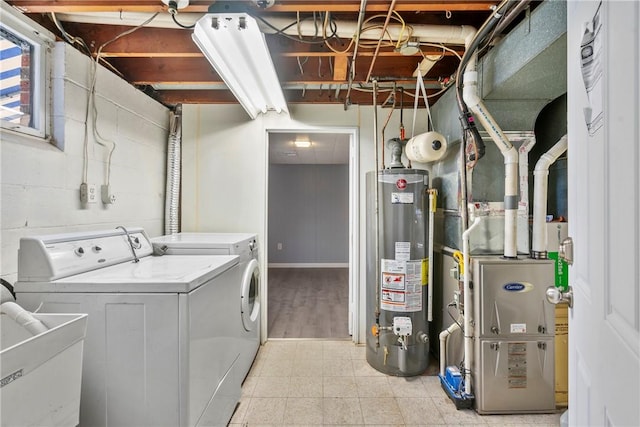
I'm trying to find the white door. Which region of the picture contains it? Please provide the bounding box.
[567,1,640,426]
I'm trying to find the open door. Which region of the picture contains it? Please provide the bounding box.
[563,1,640,425]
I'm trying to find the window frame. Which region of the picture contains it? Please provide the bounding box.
[0,2,55,140]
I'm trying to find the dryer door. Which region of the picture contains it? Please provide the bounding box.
[240,258,260,331]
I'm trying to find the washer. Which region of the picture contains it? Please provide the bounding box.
[151,233,260,380]
[15,228,242,427]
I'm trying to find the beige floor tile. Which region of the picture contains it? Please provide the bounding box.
[295,341,324,359]
[289,376,323,398]
[396,397,446,425]
[323,397,364,424]
[360,397,403,424]
[420,374,446,397]
[252,376,291,397]
[323,376,358,398]
[431,395,487,425]
[283,397,324,424]
[351,344,367,359]
[356,376,394,398]
[247,356,265,377]
[228,397,250,424]
[244,397,287,424]
[263,340,299,360]
[260,357,294,376]
[323,341,355,359]
[240,375,258,397]
[353,359,387,377]
[387,375,429,398]
[323,358,355,376]
[292,358,324,377]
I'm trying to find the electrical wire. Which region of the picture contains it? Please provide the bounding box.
[171,13,195,29]
[253,14,339,44]
[88,12,160,186]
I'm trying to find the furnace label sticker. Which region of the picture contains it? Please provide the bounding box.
[380,259,422,312]
[507,342,527,388]
[391,192,414,204]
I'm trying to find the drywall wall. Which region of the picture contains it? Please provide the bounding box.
[268,164,349,265]
[1,42,169,284]
[181,103,430,342]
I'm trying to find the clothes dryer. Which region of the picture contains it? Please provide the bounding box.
[15,228,242,427]
[151,233,260,380]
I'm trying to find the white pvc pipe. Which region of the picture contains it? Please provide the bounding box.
[518,137,536,217]
[462,70,518,258]
[462,212,482,395]
[427,190,436,322]
[439,318,462,376]
[1,302,48,336]
[532,134,568,257]
[55,12,477,46]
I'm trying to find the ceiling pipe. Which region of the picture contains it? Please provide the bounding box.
[54,12,477,47]
[365,0,397,83]
[344,0,368,108]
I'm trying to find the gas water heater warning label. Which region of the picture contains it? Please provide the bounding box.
[380,259,423,312]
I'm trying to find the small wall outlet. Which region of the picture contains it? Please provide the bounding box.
[277,243,283,250]
[80,183,98,203]
[101,185,116,204]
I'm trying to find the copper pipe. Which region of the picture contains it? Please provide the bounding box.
[365,0,397,83]
[344,0,368,108]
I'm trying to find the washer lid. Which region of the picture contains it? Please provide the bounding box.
[151,232,256,249]
[16,255,239,293]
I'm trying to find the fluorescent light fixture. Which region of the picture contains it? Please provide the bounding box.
[192,12,288,119]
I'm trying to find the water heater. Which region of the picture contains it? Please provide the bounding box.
[366,168,430,376]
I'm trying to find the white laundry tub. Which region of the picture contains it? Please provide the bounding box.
[1,310,88,427]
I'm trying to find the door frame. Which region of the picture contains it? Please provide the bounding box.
[263,127,360,342]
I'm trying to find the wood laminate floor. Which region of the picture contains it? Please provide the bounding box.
[268,268,349,339]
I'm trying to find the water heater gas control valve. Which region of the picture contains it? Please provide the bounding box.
[393,317,412,336]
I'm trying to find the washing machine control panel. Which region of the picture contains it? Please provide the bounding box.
[17,228,153,281]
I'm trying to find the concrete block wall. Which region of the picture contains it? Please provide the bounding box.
[1,42,170,284]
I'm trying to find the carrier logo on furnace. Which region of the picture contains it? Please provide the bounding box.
[503,282,534,293]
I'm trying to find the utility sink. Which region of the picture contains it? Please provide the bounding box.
[1,310,88,427]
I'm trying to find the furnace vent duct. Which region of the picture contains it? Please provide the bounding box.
[531,134,567,258]
[165,106,182,235]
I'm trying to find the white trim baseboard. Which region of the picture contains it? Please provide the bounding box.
[268,263,349,268]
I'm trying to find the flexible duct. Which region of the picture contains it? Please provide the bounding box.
[532,134,568,258]
[462,70,519,258]
[165,106,182,235]
[462,210,481,395]
[1,302,48,336]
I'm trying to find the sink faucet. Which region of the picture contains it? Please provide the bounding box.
[116,226,140,263]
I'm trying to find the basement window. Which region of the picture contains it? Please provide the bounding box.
[0,7,53,139]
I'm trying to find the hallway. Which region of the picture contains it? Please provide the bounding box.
[268,268,350,339]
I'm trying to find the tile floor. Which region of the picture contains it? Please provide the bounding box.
[229,340,563,426]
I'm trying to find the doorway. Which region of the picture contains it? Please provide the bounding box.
[266,130,358,340]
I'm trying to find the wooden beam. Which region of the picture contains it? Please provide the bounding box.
[333,55,348,81]
[8,1,497,14]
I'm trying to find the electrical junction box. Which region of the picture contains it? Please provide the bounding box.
[547,223,569,291]
[393,317,412,336]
